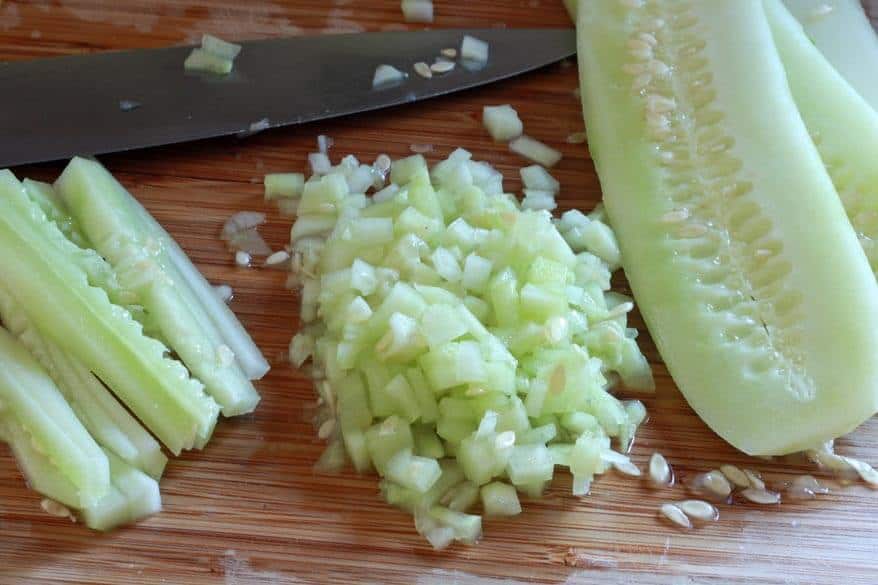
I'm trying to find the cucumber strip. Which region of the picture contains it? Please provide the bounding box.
[56,157,261,416]
[764,0,878,272]
[0,287,167,478]
[783,0,878,111]
[0,170,217,454]
[63,160,270,381]
[22,179,91,249]
[576,0,878,455]
[0,415,161,531]
[0,326,109,508]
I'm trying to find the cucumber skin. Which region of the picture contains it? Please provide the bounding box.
[577,0,878,455]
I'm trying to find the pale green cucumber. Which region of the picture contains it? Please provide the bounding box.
[0,287,167,478]
[577,0,878,455]
[0,326,109,507]
[783,0,878,111]
[58,159,269,382]
[0,415,161,531]
[56,157,261,416]
[0,170,218,454]
[765,0,878,272]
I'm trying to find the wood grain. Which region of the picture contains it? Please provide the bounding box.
[2,2,878,583]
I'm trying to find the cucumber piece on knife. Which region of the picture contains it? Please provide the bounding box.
[0,287,167,478]
[576,0,878,455]
[765,0,878,272]
[783,0,878,111]
[0,170,218,454]
[0,326,109,508]
[56,157,262,416]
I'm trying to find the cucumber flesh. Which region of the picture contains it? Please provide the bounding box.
[0,170,217,454]
[783,0,878,111]
[0,287,167,478]
[0,327,109,508]
[56,157,261,416]
[577,0,878,455]
[106,164,270,381]
[0,415,161,531]
[764,0,878,272]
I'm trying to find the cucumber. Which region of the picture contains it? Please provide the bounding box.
[576,0,878,455]
[764,0,878,271]
[0,326,109,508]
[0,170,218,454]
[783,0,878,111]
[56,157,262,416]
[0,415,161,531]
[0,287,167,478]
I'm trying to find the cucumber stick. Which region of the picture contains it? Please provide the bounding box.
[783,0,878,111]
[56,157,261,416]
[0,287,167,478]
[765,0,878,272]
[0,415,161,531]
[576,0,878,455]
[0,170,218,454]
[0,326,109,508]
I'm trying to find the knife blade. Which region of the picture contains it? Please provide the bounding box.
[0,29,575,168]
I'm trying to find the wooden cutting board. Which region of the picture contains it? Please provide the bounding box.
[2,2,877,583]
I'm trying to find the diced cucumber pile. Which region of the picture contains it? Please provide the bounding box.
[0,160,267,530]
[282,149,653,547]
[572,0,878,455]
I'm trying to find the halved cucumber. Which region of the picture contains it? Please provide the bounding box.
[576,0,878,455]
[765,0,878,271]
[783,0,878,111]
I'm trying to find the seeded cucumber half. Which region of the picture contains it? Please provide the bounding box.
[577,0,878,455]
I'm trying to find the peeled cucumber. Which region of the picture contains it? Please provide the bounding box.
[765,0,878,272]
[576,0,878,455]
[783,0,878,111]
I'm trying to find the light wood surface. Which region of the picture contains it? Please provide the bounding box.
[1,2,877,583]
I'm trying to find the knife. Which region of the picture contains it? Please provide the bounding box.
[0,29,575,168]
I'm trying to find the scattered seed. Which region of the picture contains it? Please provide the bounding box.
[786,474,827,500]
[719,464,750,489]
[659,503,691,529]
[613,459,642,477]
[234,250,252,267]
[430,60,455,74]
[844,457,878,487]
[265,250,291,266]
[740,488,780,505]
[566,131,588,144]
[690,470,732,500]
[678,499,718,522]
[40,498,74,521]
[648,452,673,487]
[440,48,457,58]
[317,418,336,439]
[413,61,432,78]
[806,442,859,480]
[743,469,765,491]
